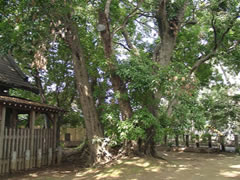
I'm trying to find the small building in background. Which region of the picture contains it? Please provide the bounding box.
[60,126,86,147]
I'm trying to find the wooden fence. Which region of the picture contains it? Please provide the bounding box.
[0,128,59,174]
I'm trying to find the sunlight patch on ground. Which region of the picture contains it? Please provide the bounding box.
[220,170,240,178]
[166,176,175,180]
[124,160,150,167]
[29,173,38,177]
[94,169,122,179]
[74,157,163,180]
[144,166,161,172]
[75,168,100,177]
[166,164,178,168]
[175,164,190,172]
[229,165,240,169]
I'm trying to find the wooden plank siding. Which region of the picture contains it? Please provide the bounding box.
[0,128,54,175]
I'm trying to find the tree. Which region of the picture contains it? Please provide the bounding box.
[0,0,239,163]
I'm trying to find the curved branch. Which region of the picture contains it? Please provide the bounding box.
[114,41,131,52]
[190,12,239,74]
[112,0,144,35]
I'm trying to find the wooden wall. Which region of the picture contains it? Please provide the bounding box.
[0,128,56,174]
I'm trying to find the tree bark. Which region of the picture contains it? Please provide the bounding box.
[140,1,188,157]
[98,10,133,121]
[63,14,104,164]
[98,4,136,156]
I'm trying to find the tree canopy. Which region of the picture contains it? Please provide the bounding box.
[0,0,239,163]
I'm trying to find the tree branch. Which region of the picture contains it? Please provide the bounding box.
[219,63,231,86]
[114,41,131,52]
[121,30,134,50]
[105,0,112,19]
[156,0,168,38]
[176,1,188,27]
[112,0,144,35]
[135,19,158,31]
[190,50,216,74]
[211,13,217,49]
[190,13,239,74]
[152,41,161,62]
[121,29,140,56]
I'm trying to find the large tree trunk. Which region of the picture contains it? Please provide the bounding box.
[141,1,188,157]
[98,6,135,156]
[63,15,104,164]
[98,11,133,121]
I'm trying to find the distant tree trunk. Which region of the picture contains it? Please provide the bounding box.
[63,14,105,164]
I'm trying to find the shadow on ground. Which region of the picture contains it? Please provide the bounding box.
[2,152,240,180]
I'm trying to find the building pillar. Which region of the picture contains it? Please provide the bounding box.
[0,105,6,159]
[29,110,36,168]
[52,113,58,164]
[10,109,18,128]
[0,105,6,174]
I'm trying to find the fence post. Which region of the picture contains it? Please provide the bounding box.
[25,150,30,170]
[196,135,200,148]
[37,149,42,168]
[53,114,58,164]
[175,135,179,147]
[186,135,189,147]
[11,151,17,172]
[0,105,6,174]
[208,135,212,148]
[234,135,239,153]
[48,148,52,165]
[220,136,225,152]
[29,110,36,168]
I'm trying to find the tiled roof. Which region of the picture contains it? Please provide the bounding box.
[0,96,65,113]
[0,55,39,93]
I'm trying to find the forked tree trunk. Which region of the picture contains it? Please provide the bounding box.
[98,11,133,121]
[141,1,187,157]
[98,7,135,156]
[63,15,104,164]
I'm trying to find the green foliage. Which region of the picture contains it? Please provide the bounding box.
[0,0,239,152]
[201,87,240,132]
[62,111,84,127]
[101,106,163,144]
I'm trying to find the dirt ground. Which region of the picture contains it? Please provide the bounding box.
[2,152,240,180]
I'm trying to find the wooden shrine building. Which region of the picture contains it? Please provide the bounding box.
[0,55,64,174]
